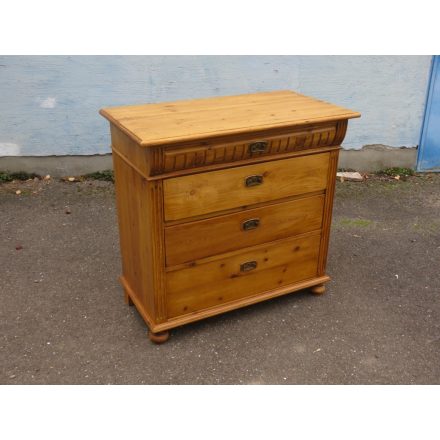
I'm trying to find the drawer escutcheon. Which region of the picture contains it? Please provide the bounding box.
[248,141,268,154]
[245,174,264,187]
[242,218,260,231]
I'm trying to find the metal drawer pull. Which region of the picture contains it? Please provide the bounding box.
[242,218,260,231]
[245,174,263,187]
[240,261,258,272]
[249,141,268,154]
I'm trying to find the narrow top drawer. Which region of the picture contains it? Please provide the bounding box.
[155,122,342,176]
[163,152,330,221]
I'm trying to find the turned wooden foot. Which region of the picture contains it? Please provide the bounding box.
[310,284,326,295]
[148,330,170,344]
[124,289,134,306]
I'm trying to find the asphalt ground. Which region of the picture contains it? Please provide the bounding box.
[1,173,439,384]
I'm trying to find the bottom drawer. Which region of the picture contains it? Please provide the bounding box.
[166,231,321,319]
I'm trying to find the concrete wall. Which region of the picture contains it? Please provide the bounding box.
[0,56,432,171]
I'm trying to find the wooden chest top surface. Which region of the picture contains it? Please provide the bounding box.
[99,90,360,147]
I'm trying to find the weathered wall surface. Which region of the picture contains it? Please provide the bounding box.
[0,56,432,157]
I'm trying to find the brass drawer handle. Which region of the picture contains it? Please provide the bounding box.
[242,218,260,231]
[245,174,263,187]
[249,141,268,154]
[240,261,257,272]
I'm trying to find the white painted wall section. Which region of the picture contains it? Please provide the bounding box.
[0,56,432,156]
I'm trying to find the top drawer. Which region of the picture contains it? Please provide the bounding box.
[155,121,344,175]
[163,152,330,221]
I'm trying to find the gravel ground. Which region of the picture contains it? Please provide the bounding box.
[1,174,439,384]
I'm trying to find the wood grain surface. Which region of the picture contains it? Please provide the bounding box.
[163,152,330,221]
[166,232,321,318]
[100,90,360,147]
[102,90,358,337]
[165,194,325,266]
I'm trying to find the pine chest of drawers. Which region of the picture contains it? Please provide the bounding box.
[100,90,360,343]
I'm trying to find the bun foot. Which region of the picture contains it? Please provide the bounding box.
[310,284,326,295]
[124,289,134,306]
[148,330,170,344]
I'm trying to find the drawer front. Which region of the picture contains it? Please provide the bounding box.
[166,232,321,318]
[155,122,342,175]
[163,152,330,221]
[165,194,325,266]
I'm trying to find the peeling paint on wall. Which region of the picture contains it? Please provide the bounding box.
[39,97,57,109]
[0,142,21,155]
[0,56,432,156]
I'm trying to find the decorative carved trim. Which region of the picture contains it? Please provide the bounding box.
[149,146,164,174]
[333,120,348,146]
[317,149,339,276]
[150,122,348,175]
[148,180,168,322]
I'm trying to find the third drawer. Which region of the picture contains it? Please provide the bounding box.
[166,231,322,318]
[165,193,325,267]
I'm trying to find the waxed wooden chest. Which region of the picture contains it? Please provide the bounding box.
[100,90,360,343]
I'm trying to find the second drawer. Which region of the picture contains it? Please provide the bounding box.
[165,194,325,266]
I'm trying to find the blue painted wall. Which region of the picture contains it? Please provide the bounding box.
[0,56,432,156]
[417,56,440,171]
